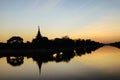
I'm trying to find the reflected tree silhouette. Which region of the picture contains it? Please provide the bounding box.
[7,56,24,66]
[75,47,86,56]
[0,45,102,73]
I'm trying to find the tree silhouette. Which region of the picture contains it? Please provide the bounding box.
[110,41,120,48]
[7,36,23,49]
[7,36,23,44]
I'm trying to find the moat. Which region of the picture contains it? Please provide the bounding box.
[0,46,120,80]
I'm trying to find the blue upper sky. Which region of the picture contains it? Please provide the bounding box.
[0,0,120,43]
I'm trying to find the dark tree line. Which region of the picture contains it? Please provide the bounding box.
[109,41,120,48]
[0,36,104,49]
[0,36,104,68]
[0,43,102,67]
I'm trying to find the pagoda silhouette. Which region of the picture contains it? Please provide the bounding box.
[32,26,48,48]
[32,26,43,43]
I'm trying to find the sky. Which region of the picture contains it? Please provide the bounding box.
[0,0,120,43]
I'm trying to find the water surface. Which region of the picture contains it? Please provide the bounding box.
[0,46,120,80]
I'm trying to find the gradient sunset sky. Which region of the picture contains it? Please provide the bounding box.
[0,0,120,43]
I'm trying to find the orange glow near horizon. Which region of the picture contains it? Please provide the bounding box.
[0,29,120,43]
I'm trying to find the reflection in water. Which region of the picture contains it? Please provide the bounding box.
[3,46,101,72]
[0,46,120,80]
[7,56,24,66]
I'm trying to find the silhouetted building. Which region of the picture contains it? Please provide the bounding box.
[32,26,49,48]
[32,26,43,43]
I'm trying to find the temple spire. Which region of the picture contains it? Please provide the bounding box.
[36,25,42,38]
[38,25,40,32]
